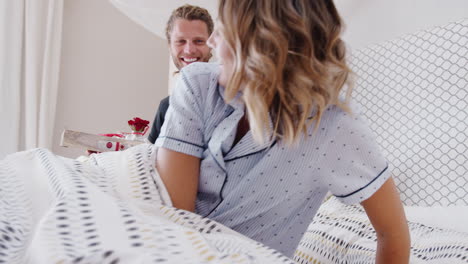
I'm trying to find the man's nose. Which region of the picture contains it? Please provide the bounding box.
[184,42,196,54]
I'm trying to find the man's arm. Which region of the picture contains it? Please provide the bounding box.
[361,177,411,264]
[156,147,200,212]
[148,96,170,144]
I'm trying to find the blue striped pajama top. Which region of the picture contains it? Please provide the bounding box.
[155,62,391,257]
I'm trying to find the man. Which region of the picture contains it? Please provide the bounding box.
[147,4,214,144]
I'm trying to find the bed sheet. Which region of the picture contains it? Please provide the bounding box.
[0,144,294,264]
[294,196,468,264]
[405,205,468,233]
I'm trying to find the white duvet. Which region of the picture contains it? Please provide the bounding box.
[3,144,467,264]
[0,144,294,264]
[294,196,468,264]
[404,205,468,233]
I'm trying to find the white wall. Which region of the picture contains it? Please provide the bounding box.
[52,0,169,158]
[334,0,468,50]
[51,0,467,158]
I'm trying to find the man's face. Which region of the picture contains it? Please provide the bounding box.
[169,19,212,70]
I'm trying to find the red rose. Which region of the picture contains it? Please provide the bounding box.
[128,117,150,133]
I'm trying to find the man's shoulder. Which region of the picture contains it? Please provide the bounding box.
[160,96,170,107]
[157,96,170,114]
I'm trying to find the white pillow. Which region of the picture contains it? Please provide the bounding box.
[404,205,468,233]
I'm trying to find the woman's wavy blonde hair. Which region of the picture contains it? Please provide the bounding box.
[218,0,352,146]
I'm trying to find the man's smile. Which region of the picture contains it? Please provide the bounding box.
[181,57,200,63]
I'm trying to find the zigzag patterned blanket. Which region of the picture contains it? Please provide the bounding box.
[0,144,294,264]
[294,197,468,264]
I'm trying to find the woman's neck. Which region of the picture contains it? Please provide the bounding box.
[233,114,249,146]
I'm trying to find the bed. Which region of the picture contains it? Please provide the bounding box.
[0,144,295,263]
[293,19,468,263]
[1,19,467,264]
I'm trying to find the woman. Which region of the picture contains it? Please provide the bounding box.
[155,0,410,261]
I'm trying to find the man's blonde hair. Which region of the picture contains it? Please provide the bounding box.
[218,0,353,146]
[165,4,214,43]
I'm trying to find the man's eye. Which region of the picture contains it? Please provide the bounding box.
[195,40,205,44]
[176,40,186,44]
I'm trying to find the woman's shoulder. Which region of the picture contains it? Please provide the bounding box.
[312,102,373,138]
[171,63,225,122]
[176,63,221,100]
[180,62,220,84]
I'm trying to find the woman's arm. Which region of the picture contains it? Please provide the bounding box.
[361,177,411,264]
[156,148,200,212]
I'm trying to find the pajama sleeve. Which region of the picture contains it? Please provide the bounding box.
[321,109,393,205]
[155,66,206,158]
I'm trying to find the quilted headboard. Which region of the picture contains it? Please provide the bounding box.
[350,19,467,206]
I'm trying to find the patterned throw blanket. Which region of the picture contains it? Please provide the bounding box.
[0,144,294,264]
[294,197,468,264]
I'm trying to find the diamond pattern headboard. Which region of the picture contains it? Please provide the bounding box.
[350,19,467,206]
